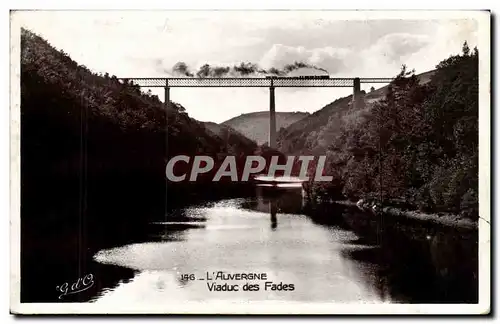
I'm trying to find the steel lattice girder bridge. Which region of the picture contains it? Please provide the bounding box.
[119,77,393,88]
[120,76,393,149]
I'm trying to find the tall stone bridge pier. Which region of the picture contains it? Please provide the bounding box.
[120,77,392,148]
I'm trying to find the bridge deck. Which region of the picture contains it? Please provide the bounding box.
[120,77,393,88]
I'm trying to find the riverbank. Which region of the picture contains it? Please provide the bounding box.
[332,200,479,230]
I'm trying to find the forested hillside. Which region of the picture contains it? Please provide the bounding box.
[20,28,258,224]
[286,43,479,221]
[277,96,354,155]
[203,122,257,151]
[223,111,309,145]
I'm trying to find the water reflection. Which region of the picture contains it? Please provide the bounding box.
[338,206,478,303]
[92,189,384,303]
[20,214,150,302]
[236,184,306,231]
[89,186,477,305]
[270,203,277,230]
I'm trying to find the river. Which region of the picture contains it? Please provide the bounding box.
[20,185,478,305]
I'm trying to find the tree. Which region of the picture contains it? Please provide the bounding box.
[462,41,470,56]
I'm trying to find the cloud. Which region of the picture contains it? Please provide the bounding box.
[258,23,476,81]
[259,44,350,75]
[366,33,430,64]
[258,34,427,79]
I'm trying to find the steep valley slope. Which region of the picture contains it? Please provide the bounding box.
[277,70,436,156]
[222,111,309,145]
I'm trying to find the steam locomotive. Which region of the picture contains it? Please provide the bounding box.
[265,75,330,79]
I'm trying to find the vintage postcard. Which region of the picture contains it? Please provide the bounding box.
[10,10,491,314]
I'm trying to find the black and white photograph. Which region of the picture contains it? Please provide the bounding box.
[9,10,490,314]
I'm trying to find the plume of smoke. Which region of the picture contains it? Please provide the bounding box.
[233,62,261,76]
[212,66,231,77]
[195,64,233,77]
[267,67,285,76]
[283,61,329,74]
[196,64,211,78]
[170,61,328,77]
[172,62,194,77]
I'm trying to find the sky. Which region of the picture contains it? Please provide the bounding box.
[15,11,479,123]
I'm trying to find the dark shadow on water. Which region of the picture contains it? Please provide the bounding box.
[333,204,479,304]
[20,180,251,303]
[20,218,142,303]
